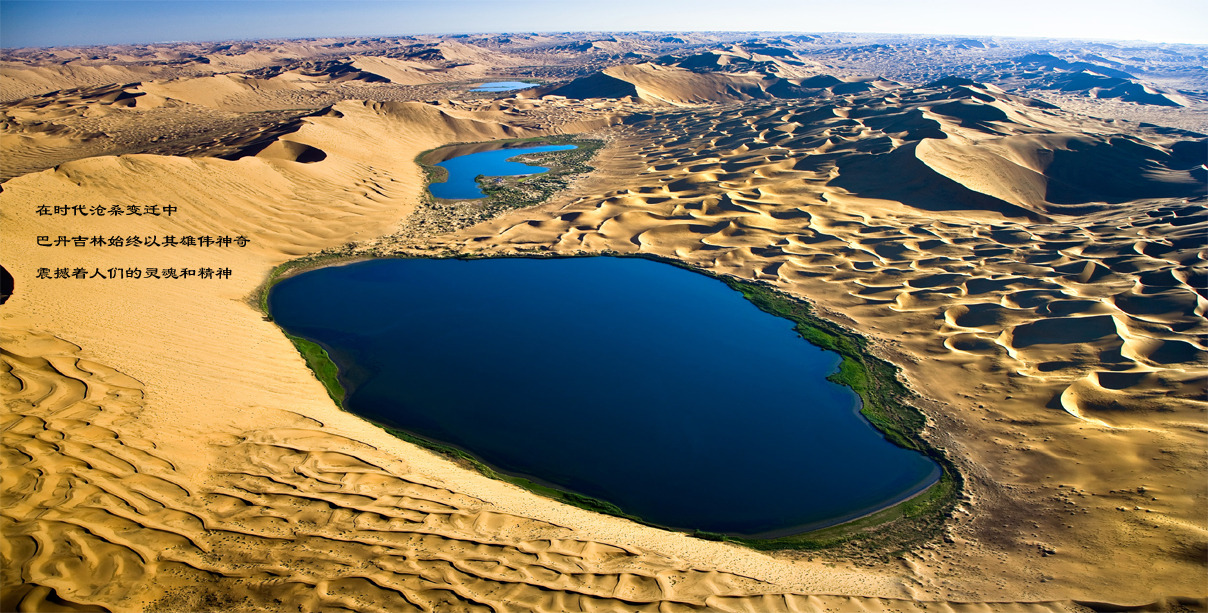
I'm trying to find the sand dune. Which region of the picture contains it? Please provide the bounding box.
[4,329,793,612]
[410,81,1206,603]
[1,91,1083,613]
[544,63,770,104]
[2,33,1207,613]
[0,83,170,180]
[137,74,328,111]
[4,319,1199,611]
[656,47,823,80]
[349,56,485,85]
[986,53,1191,108]
[544,60,898,106]
[0,62,177,102]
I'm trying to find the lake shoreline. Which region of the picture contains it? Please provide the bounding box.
[259,250,962,551]
[428,143,577,199]
[403,135,607,237]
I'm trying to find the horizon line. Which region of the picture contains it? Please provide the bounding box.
[4,29,1207,51]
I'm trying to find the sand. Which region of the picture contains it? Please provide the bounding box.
[2,34,1206,613]
[391,84,1208,605]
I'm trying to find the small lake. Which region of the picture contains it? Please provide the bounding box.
[471,81,536,92]
[268,257,939,537]
[429,144,577,200]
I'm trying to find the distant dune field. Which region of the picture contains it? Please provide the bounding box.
[2,33,1205,612]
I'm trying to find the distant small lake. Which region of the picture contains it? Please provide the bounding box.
[471,81,536,92]
[268,257,939,537]
[429,144,577,200]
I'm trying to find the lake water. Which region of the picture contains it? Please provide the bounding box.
[471,81,537,92]
[268,257,940,537]
[429,144,577,200]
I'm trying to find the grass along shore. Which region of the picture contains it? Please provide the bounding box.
[254,137,959,556]
[647,257,961,557]
[405,135,605,238]
[257,249,961,557]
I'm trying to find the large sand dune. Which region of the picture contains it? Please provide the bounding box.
[2,33,1206,613]
[411,82,1207,603]
[543,52,895,106]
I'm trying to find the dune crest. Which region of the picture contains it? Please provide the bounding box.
[3,31,1207,611]
[407,82,1206,602]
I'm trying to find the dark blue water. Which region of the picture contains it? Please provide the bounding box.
[471,81,536,92]
[268,257,939,537]
[430,144,577,200]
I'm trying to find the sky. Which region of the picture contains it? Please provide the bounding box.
[2,0,1206,49]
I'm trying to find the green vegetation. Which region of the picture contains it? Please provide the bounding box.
[255,251,370,407]
[423,163,449,187]
[264,250,961,556]
[284,333,345,406]
[262,256,646,524]
[474,136,604,209]
[256,251,364,318]
[719,277,929,452]
[738,474,957,555]
[711,273,960,556]
[256,243,960,557]
[417,136,604,211]
[407,135,605,237]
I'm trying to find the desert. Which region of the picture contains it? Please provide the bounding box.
[1,18,1206,613]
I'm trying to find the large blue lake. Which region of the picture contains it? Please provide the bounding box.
[429,144,577,200]
[268,257,939,537]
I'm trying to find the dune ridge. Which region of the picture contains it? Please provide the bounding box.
[398,82,1206,602]
[542,58,899,106]
[3,96,924,612]
[5,328,1202,611]
[3,329,778,612]
[2,33,1206,612]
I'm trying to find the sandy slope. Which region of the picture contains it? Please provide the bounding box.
[2,70,1206,613]
[348,56,485,86]
[408,84,1208,602]
[0,62,176,102]
[0,97,911,612]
